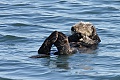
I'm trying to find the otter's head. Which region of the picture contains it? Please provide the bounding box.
[71,21,101,43]
[71,21,96,37]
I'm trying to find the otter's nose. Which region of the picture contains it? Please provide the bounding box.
[71,27,75,31]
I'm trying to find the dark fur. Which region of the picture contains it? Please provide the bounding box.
[30,22,101,58]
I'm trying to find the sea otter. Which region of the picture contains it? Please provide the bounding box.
[30,21,101,58]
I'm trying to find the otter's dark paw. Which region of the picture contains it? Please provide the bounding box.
[68,33,83,42]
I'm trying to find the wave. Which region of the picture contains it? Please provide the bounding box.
[10,23,30,27]
[0,34,28,42]
[0,77,13,80]
[12,3,30,7]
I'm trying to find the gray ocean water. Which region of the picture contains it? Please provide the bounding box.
[0,0,120,80]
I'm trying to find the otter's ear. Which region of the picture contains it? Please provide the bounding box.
[91,26,101,42]
[91,26,97,37]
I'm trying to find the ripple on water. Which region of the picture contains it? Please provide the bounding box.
[0,34,28,43]
[10,23,30,27]
[0,0,120,80]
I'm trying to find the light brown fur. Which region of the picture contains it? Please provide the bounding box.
[70,21,101,45]
[30,21,101,58]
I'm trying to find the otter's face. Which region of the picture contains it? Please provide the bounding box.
[71,21,96,37]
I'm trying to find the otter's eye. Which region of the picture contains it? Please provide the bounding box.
[71,27,75,31]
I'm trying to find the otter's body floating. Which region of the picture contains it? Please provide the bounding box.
[31,21,101,58]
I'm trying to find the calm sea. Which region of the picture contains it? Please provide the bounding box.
[0,0,120,80]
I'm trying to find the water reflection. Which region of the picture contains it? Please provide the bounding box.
[40,51,98,70]
[41,55,70,69]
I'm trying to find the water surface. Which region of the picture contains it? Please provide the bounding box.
[0,0,120,80]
